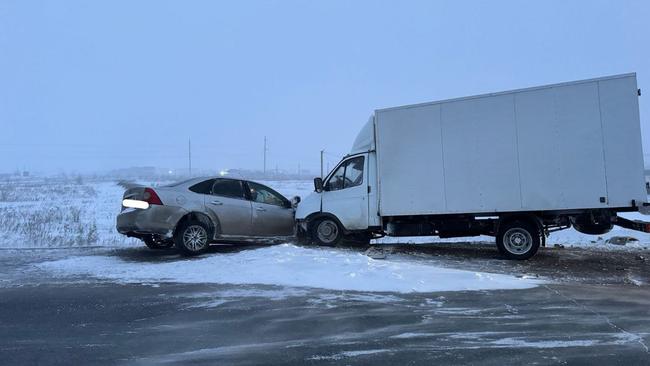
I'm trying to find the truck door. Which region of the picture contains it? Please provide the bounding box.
[321,155,369,230]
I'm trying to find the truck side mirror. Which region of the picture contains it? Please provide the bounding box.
[314,177,323,193]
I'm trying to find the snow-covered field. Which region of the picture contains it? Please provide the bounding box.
[1,176,649,251]
[0,177,312,249]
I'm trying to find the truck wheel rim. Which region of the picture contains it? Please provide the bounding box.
[317,220,339,244]
[183,225,208,251]
[503,228,533,254]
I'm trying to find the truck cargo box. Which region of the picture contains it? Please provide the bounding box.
[375,73,645,216]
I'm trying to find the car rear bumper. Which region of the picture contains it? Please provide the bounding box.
[116,205,187,239]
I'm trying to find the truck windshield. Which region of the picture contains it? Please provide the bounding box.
[326,156,364,191]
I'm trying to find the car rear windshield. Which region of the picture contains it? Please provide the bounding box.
[188,179,216,194]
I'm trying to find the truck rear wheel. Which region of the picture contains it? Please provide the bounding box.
[496,220,541,260]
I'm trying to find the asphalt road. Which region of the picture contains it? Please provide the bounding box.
[1,245,649,365]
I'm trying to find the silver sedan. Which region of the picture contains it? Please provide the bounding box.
[116,177,299,255]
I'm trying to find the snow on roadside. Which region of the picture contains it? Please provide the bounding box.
[37,244,542,293]
[545,211,650,251]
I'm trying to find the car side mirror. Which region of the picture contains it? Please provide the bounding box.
[290,196,301,208]
[314,177,323,193]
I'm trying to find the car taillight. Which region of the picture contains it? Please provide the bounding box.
[143,188,163,205]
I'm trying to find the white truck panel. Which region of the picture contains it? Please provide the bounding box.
[375,73,645,216]
[514,87,566,209]
[598,76,647,206]
[376,104,446,216]
[441,94,521,213]
[515,81,609,210]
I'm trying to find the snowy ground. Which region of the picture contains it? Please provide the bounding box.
[37,244,541,293]
[2,246,649,365]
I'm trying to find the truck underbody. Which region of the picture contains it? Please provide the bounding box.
[381,208,641,238]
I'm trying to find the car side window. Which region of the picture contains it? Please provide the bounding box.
[211,179,245,199]
[248,181,288,207]
[189,179,216,194]
[325,156,364,191]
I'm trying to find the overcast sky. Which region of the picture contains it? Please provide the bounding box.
[1,0,649,174]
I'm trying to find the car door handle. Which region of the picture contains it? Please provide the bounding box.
[256,207,266,212]
[210,200,223,206]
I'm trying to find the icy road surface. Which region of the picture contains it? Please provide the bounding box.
[37,244,542,292]
[2,245,649,365]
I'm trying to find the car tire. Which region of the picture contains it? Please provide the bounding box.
[175,220,211,256]
[143,236,173,250]
[496,220,541,260]
[310,218,343,247]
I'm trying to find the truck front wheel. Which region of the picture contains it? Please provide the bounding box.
[310,218,343,246]
[496,220,541,260]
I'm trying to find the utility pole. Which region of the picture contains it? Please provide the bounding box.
[263,136,267,175]
[320,150,324,178]
[188,138,192,176]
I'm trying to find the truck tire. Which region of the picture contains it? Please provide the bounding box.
[174,220,211,256]
[310,218,343,246]
[496,220,541,260]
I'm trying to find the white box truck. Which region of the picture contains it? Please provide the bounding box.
[296,73,650,259]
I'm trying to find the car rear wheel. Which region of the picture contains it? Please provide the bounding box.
[310,218,343,246]
[496,220,541,260]
[175,221,210,255]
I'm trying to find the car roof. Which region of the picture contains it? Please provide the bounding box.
[165,177,289,199]
[165,176,279,190]
[164,176,245,188]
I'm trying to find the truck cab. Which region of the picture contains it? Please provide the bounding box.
[295,117,381,244]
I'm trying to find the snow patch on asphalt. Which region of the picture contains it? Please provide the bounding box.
[37,244,542,293]
[307,349,390,360]
[488,337,597,348]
